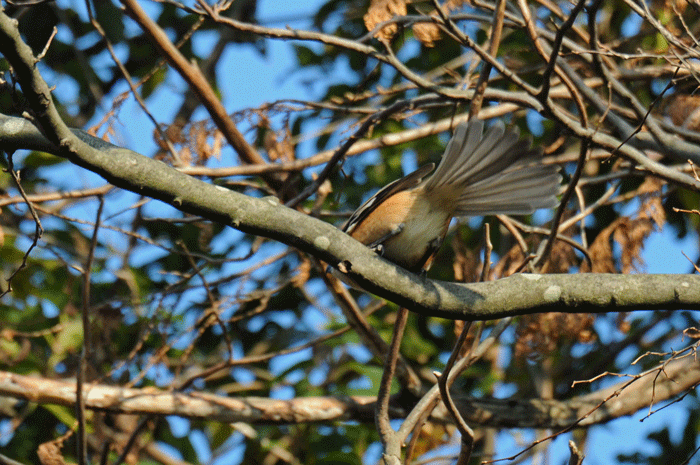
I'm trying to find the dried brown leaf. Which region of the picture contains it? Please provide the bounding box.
[412,22,441,47]
[264,126,295,163]
[179,145,193,166]
[581,219,618,273]
[192,122,211,161]
[364,0,408,40]
[212,129,224,159]
[515,312,595,359]
[164,121,187,145]
[197,221,214,252]
[582,184,665,274]
[410,0,468,46]
[154,119,224,165]
[543,240,578,274]
[409,422,455,458]
[37,441,67,465]
[664,93,700,131]
[292,255,312,287]
[491,243,528,279]
[616,312,631,333]
[451,234,480,282]
[615,217,653,273]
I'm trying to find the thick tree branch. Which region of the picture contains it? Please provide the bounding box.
[1,353,697,427]
[0,371,377,424]
[2,2,700,462]
[460,351,700,428]
[1,8,699,319]
[1,113,700,319]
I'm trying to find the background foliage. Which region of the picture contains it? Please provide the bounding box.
[1,0,700,464]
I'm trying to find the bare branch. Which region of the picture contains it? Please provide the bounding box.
[0,153,43,298]
[119,0,279,187]
[77,196,103,465]
[375,307,409,460]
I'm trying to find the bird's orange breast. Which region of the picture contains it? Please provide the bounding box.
[348,188,453,270]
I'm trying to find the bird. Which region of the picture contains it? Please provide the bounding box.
[340,119,561,274]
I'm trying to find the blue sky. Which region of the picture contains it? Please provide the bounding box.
[24,1,700,463]
[52,0,698,278]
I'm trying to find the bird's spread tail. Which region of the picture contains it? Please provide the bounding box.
[423,120,560,216]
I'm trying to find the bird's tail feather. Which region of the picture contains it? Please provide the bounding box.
[424,120,560,216]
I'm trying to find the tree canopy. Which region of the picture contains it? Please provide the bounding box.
[1,1,700,464]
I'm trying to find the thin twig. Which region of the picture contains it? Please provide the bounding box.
[536,0,588,103]
[535,138,590,268]
[0,453,25,465]
[480,222,493,282]
[86,2,183,165]
[36,26,57,61]
[111,416,154,465]
[0,185,113,207]
[567,440,585,465]
[517,0,588,123]
[375,307,409,459]
[1,153,44,298]
[468,0,507,118]
[436,322,475,464]
[401,319,514,457]
[285,96,441,208]
[77,195,104,465]
[122,0,279,188]
[322,269,422,396]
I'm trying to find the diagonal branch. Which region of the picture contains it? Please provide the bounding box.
[1,9,700,319]
[119,0,281,188]
[1,114,700,319]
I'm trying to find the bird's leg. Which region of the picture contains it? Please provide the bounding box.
[428,235,444,252]
[368,223,404,255]
[416,236,445,275]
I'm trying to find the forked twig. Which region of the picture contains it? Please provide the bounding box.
[1,153,44,298]
[376,307,410,460]
[435,321,475,464]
